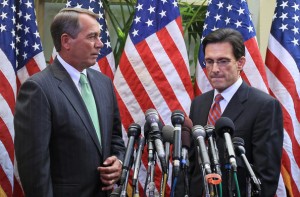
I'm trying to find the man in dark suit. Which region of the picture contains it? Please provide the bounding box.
[176,28,283,196]
[14,8,125,196]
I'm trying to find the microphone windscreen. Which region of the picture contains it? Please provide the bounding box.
[182,117,193,148]
[127,123,141,138]
[143,120,164,138]
[192,125,206,139]
[204,124,215,138]
[215,117,235,137]
[232,137,244,147]
[232,137,246,156]
[145,108,159,124]
[162,125,174,143]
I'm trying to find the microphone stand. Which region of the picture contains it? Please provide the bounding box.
[197,147,210,197]
[132,137,145,197]
[120,155,134,197]
[147,139,156,197]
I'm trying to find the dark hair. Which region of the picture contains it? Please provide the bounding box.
[202,28,245,60]
[50,8,98,52]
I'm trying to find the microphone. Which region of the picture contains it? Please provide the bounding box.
[181,117,192,168]
[145,109,167,173]
[233,137,261,195]
[132,136,145,187]
[192,125,212,174]
[204,124,222,176]
[162,125,174,172]
[215,117,237,171]
[120,123,141,185]
[171,110,185,176]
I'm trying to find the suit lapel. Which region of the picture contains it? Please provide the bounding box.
[222,82,249,122]
[51,59,102,155]
[87,69,108,156]
[199,91,215,126]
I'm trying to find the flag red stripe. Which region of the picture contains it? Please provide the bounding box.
[240,72,250,87]
[13,176,24,197]
[266,49,300,121]
[117,54,172,193]
[0,167,12,197]
[114,89,134,133]
[136,40,184,112]
[118,53,156,112]
[0,71,15,114]
[0,118,14,161]
[25,58,42,76]
[269,88,300,168]
[281,149,300,196]
[98,57,114,80]
[157,19,193,100]
[244,39,269,87]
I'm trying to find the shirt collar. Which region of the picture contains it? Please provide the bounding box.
[57,54,87,85]
[214,77,243,102]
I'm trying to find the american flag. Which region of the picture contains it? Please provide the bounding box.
[113,0,194,195]
[0,0,46,196]
[50,0,116,80]
[265,0,300,196]
[194,0,269,95]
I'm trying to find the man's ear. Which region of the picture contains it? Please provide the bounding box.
[237,56,246,71]
[61,33,71,51]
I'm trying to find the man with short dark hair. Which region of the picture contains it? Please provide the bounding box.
[177,28,283,197]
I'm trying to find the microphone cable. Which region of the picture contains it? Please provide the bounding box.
[159,172,168,197]
[233,171,241,197]
[170,176,178,197]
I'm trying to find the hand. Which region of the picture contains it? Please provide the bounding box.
[97,156,122,191]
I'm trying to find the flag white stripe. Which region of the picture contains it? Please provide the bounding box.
[0,135,14,187]
[105,51,116,73]
[34,52,47,71]
[114,68,146,128]
[0,49,17,96]
[268,35,300,96]
[244,48,268,93]
[266,66,300,144]
[195,61,212,93]
[123,37,172,125]
[282,130,300,192]
[276,173,287,197]
[16,66,30,85]
[165,20,190,72]
[146,33,191,115]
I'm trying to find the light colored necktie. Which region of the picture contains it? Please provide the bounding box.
[80,73,101,143]
[207,94,224,126]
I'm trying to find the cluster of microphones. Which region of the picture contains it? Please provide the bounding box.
[111,109,261,197]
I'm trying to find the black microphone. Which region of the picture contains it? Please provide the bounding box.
[171,110,185,176]
[192,125,212,174]
[145,109,167,173]
[181,117,192,168]
[215,117,237,171]
[132,136,145,187]
[162,125,174,172]
[204,124,222,176]
[120,123,141,185]
[233,137,261,195]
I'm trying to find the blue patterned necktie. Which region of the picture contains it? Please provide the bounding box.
[80,73,101,143]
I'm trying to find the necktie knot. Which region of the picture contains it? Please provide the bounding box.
[214,94,223,103]
[80,73,89,84]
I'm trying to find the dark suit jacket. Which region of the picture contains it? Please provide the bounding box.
[176,81,283,197]
[14,58,125,197]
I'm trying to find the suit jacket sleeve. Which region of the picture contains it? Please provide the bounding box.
[109,80,125,162]
[252,97,283,196]
[14,79,53,197]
